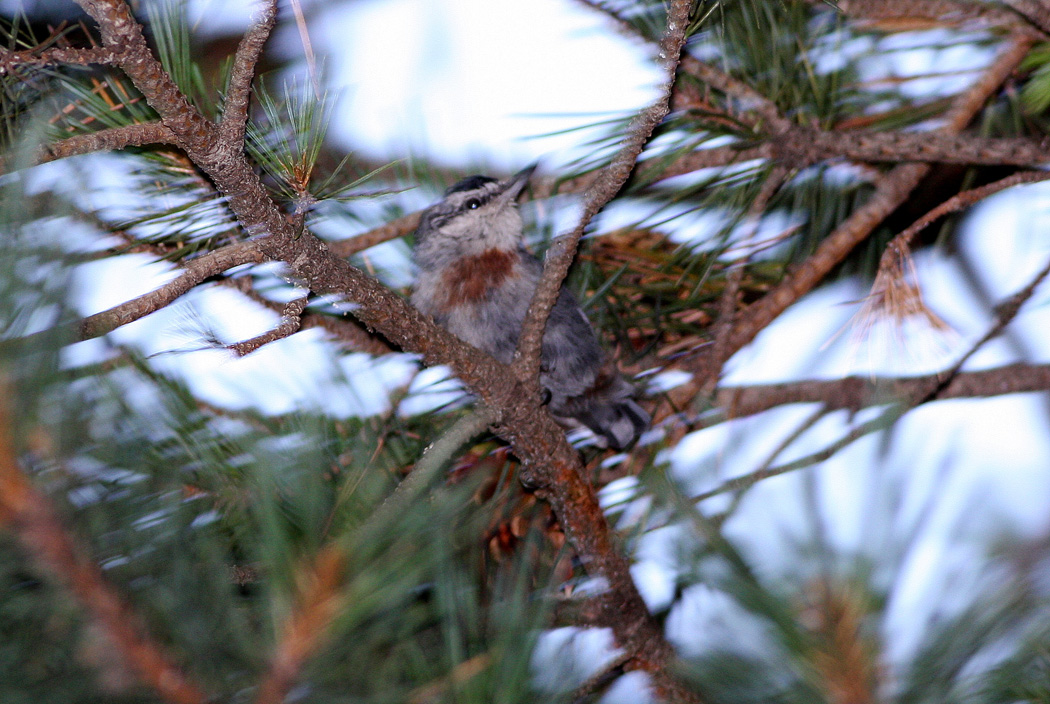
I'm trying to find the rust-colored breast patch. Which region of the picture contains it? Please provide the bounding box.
[439,248,518,311]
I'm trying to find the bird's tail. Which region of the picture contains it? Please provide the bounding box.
[574,397,650,451]
[551,364,650,450]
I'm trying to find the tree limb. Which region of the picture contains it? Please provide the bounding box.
[810,0,1047,38]
[0,45,125,72]
[42,122,176,162]
[77,240,264,340]
[715,362,1050,419]
[220,0,278,146]
[671,34,1035,400]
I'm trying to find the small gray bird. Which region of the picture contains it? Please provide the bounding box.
[411,166,650,450]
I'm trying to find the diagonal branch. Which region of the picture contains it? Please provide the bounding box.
[220,0,278,146]
[77,241,263,340]
[0,387,210,704]
[875,170,1050,284]
[512,0,695,385]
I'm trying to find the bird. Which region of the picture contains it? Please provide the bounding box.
[411,165,650,450]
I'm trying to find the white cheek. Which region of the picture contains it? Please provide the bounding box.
[486,210,523,247]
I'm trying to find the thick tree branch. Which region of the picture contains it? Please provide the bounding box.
[693,409,895,502]
[513,0,695,385]
[1002,0,1050,35]
[810,0,1047,38]
[220,0,278,146]
[0,388,210,704]
[772,127,1050,169]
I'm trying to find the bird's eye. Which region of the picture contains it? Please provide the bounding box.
[465,198,481,210]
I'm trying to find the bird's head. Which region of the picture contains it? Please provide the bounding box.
[414,165,536,260]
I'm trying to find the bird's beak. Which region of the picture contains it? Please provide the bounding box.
[499,163,537,202]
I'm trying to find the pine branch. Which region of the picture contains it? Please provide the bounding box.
[254,545,346,704]
[64,1,693,693]
[220,0,278,146]
[671,34,1035,400]
[0,385,210,704]
[813,0,1047,38]
[0,45,125,71]
[42,121,176,161]
[229,294,309,355]
[715,362,1050,418]
[76,240,264,340]
[513,0,695,388]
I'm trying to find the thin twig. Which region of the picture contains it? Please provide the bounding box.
[220,278,392,355]
[77,241,263,340]
[230,294,309,355]
[912,254,1050,405]
[694,407,897,502]
[875,170,1050,282]
[0,45,125,72]
[512,0,695,385]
